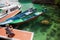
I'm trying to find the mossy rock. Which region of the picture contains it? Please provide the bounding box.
[41,20,50,25]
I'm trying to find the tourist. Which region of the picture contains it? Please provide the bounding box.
[5,24,15,38]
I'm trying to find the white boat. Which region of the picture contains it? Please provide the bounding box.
[0,4,21,19]
[0,0,21,19]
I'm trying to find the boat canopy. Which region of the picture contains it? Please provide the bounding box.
[0,5,19,10]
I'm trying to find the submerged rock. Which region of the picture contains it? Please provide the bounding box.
[41,20,50,25]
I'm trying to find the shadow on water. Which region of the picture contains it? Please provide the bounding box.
[30,22,41,32]
[39,23,50,32]
[29,21,50,33]
[19,0,32,3]
[17,22,30,30]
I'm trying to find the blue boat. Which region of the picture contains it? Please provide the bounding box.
[0,7,46,25]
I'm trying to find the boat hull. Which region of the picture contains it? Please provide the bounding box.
[0,9,20,22]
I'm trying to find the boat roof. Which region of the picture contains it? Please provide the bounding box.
[0,5,19,10]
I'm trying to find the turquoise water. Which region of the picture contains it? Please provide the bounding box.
[11,0,60,40]
[0,0,60,40]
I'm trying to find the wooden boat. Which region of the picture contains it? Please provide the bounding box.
[0,8,37,25]
[0,27,34,40]
[0,8,44,25]
[0,4,21,18]
[0,9,20,22]
[7,8,36,21]
[0,4,21,22]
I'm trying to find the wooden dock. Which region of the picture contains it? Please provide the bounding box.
[0,28,34,40]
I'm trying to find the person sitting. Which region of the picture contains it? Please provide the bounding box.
[5,24,15,38]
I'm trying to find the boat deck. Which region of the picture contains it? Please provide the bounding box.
[0,9,20,22]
